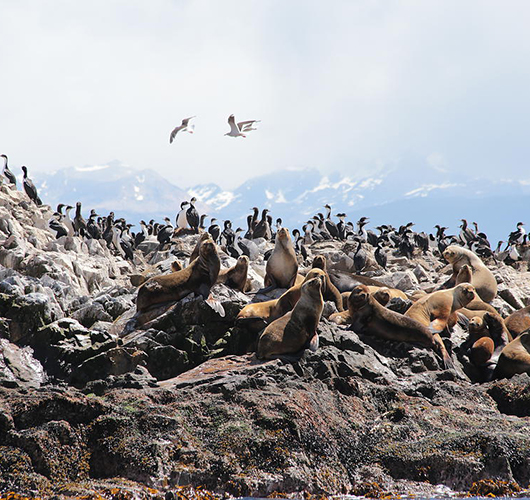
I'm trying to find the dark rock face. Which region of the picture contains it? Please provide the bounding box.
[1,186,530,498]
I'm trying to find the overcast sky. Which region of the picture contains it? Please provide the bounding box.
[2,1,530,189]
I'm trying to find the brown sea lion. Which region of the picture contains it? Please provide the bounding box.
[217,255,250,292]
[442,245,497,303]
[333,286,408,324]
[469,337,495,367]
[310,256,343,311]
[465,312,511,367]
[256,276,324,359]
[494,331,530,379]
[328,270,388,293]
[405,283,476,333]
[237,268,332,326]
[136,238,220,313]
[189,232,210,263]
[346,284,453,368]
[455,264,473,285]
[505,305,530,338]
[262,227,298,291]
[455,263,497,314]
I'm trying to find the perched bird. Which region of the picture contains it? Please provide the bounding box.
[73,202,86,236]
[208,218,221,243]
[225,114,260,138]
[48,212,68,238]
[508,222,526,246]
[169,116,195,143]
[176,201,190,229]
[21,166,42,205]
[86,210,102,240]
[157,217,174,250]
[186,197,199,232]
[374,241,388,270]
[1,155,17,186]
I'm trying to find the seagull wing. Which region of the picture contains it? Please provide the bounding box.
[237,120,260,132]
[170,124,184,143]
[228,115,240,134]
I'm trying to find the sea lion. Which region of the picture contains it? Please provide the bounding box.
[333,286,409,325]
[454,263,497,313]
[237,268,332,326]
[311,256,343,311]
[505,305,530,338]
[371,287,409,306]
[346,285,453,368]
[328,270,388,293]
[217,255,250,292]
[189,232,210,263]
[256,276,324,359]
[442,245,497,302]
[263,227,298,290]
[405,283,476,334]
[469,337,495,367]
[464,312,511,377]
[136,238,220,313]
[494,331,530,379]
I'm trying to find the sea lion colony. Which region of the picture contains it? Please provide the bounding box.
[2,159,530,382]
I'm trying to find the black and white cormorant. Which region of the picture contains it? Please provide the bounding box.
[1,155,16,186]
[508,222,526,246]
[48,212,68,238]
[208,218,221,243]
[73,202,86,236]
[324,204,339,239]
[186,197,200,232]
[374,240,387,270]
[176,201,190,229]
[253,208,272,240]
[21,166,42,205]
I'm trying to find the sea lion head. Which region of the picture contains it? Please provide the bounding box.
[302,275,324,299]
[469,316,484,334]
[443,245,463,264]
[373,287,391,306]
[348,285,370,311]
[236,254,250,269]
[304,268,327,291]
[276,227,290,245]
[198,238,221,282]
[456,264,473,284]
[455,283,476,307]
[199,238,216,257]
[312,255,327,271]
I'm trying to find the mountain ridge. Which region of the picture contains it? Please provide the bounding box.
[33,159,529,244]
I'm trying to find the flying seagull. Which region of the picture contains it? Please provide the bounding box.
[225,114,260,138]
[169,116,195,143]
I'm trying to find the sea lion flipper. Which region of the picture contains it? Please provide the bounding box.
[205,295,225,317]
[432,332,454,370]
[308,333,319,352]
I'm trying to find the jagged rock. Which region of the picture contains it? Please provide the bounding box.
[0,339,46,388]
[70,347,148,386]
[71,302,114,328]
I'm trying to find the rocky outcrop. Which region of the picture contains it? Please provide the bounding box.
[1,185,530,498]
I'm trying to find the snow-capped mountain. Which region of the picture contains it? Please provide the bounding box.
[33,159,530,245]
